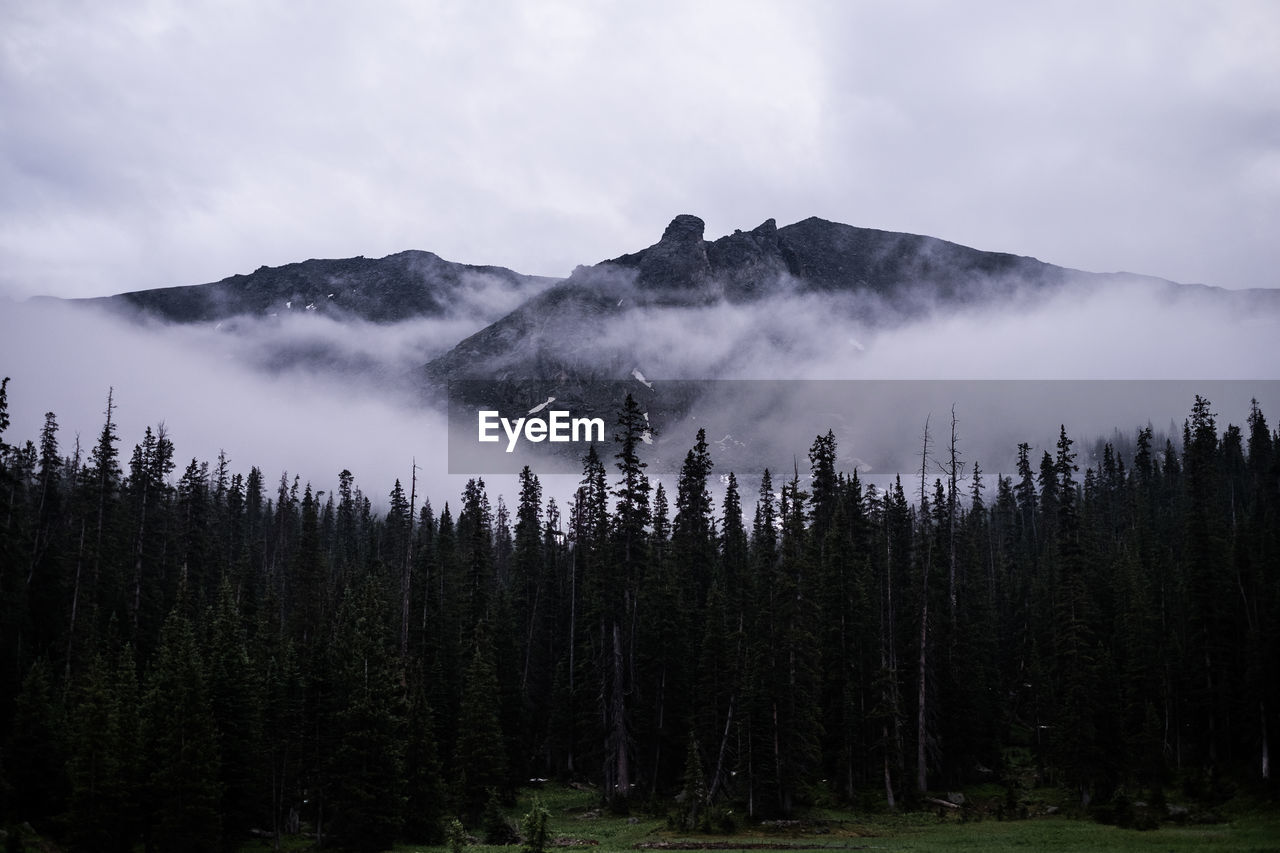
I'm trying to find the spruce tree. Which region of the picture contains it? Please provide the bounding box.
[673,427,716,598]
[7,659,67,832]
[403,669,447,844]
[64,652,115,851]
[455,622,510,826]
[677,735,708,830]
[520,797,551,853]
[206,576,263,849]
[603,393,650,807]
[142,604,222,852]
[325,576,407,853]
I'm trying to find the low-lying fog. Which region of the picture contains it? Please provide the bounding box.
[2,273,1277,513]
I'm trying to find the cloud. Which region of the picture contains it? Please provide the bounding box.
[589,277,1280,484]
[2,3,1277,302]
[0,297,494,507]
[532,273,1278,383]
[433,260,1280,499]
[3,267,1278,516]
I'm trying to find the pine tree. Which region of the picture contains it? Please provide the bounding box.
[773,470,822,815]
[520,796,551,853]
[512,466,550,762]
[177,457,213,606]
[257,625,305,847]
[677,735,708,830]
[64,643,142,853]
[457,478,495,638]
[386,478,412,658]
[692,570,738,804]
[7,659,67,830]
[1047,425,1100,804]
[206,576,263,849]
[123,424,175,654]
[815,479,864,801]
[720,472,749,613]
[808,430,839,543]
[24,412,67,661]
[0,377,22,678]
[403,668,447,843]
[1244,401,1278,782]
[142,604,222,852]
[0,376,9,451]
[72,388,122,673]
[602,394,651,807]
[641,430,713,794]
[455,622,510,826]
[673,427,716,599]
[1182,396,1230,769]
[288,484,325,648]
[325,576,407,853]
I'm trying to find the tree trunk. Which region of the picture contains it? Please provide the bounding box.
[917,416,930,794]
[401,460,416,659]
[567,546,577,774]
[91,387,114,630]
[131,473,149,631]
[884,498,901,808]
[651,665,666,796]
[65,518,86,683]
[709,694,735,801]
[948,406,959,622]
[917,585,929,793]
[1262,701,1270,781]
[883,723,896,809]
[611,621,630,801]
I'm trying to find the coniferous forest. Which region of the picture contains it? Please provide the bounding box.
[1,377,1278,851]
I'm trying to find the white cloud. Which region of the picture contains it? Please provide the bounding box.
[4,2,1275,300]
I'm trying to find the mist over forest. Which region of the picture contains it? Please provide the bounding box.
[3,225,1278,511]
[3,213,1280,851]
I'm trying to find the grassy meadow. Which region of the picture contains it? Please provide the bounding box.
[236,783,1280,853]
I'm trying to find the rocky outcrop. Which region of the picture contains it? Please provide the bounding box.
[707,218,800,300]
[637,214,712,293]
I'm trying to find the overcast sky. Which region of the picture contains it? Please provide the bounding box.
[2,1,1278,300]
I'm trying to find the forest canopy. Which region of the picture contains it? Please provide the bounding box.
[0,376,1277,851]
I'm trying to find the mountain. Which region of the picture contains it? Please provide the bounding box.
[57,214,1278,404]
[76,250,558,325]
[27,213,1278,477]
[422,214,1187,385]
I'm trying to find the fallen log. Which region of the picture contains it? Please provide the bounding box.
[925,797,962,810]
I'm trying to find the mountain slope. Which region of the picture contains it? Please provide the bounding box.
[76,250,558,325]
[423,214,1184,384]
[50,214,1277,398]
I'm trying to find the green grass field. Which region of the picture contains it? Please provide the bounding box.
[366,785,1280,853]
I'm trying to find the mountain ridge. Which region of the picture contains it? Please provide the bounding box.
[70,249,559,325]
[46,214,1280,397]
[422,214,1227,385]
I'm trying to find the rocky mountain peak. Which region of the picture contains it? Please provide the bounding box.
[659,213,707,243]
[637,214,712,292]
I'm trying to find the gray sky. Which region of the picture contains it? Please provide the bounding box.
[2,0,1278,300]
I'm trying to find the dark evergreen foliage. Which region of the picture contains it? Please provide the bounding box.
[142,604,222,852]
[1,379,1278,849]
